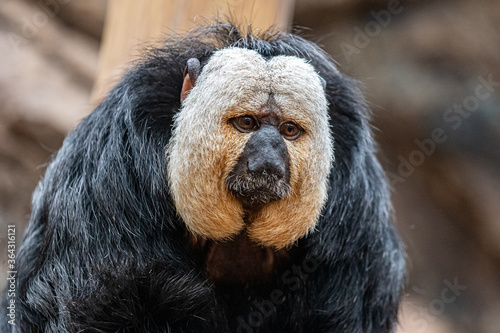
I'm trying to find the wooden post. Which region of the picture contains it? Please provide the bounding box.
[91,0,295,104]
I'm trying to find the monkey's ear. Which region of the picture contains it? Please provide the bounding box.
[180,58,201,103]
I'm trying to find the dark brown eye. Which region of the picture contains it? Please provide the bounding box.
[232,115,258,133]
[279,122,302,140]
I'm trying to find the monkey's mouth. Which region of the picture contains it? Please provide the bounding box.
[225,172,290,209]
[187,174,292,284]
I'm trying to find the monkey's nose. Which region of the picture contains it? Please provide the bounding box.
[248,158,286,179]
[244,125,290,180]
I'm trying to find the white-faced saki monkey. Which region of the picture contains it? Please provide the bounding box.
[1,23,405,333]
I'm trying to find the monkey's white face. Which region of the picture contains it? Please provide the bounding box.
[167,48,333,249]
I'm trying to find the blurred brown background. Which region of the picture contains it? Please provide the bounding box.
[1,1,499,332]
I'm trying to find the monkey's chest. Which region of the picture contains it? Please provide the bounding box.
[203,231,278,284]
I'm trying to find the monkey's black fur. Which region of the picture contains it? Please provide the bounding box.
[1,23,405,332]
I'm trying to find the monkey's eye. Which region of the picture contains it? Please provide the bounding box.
[279,122,302,140]
[231,116,259,133]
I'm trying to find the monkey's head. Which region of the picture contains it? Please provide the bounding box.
[167,47,333,249]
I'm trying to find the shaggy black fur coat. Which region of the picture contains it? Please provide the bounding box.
[1,23,405,332]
